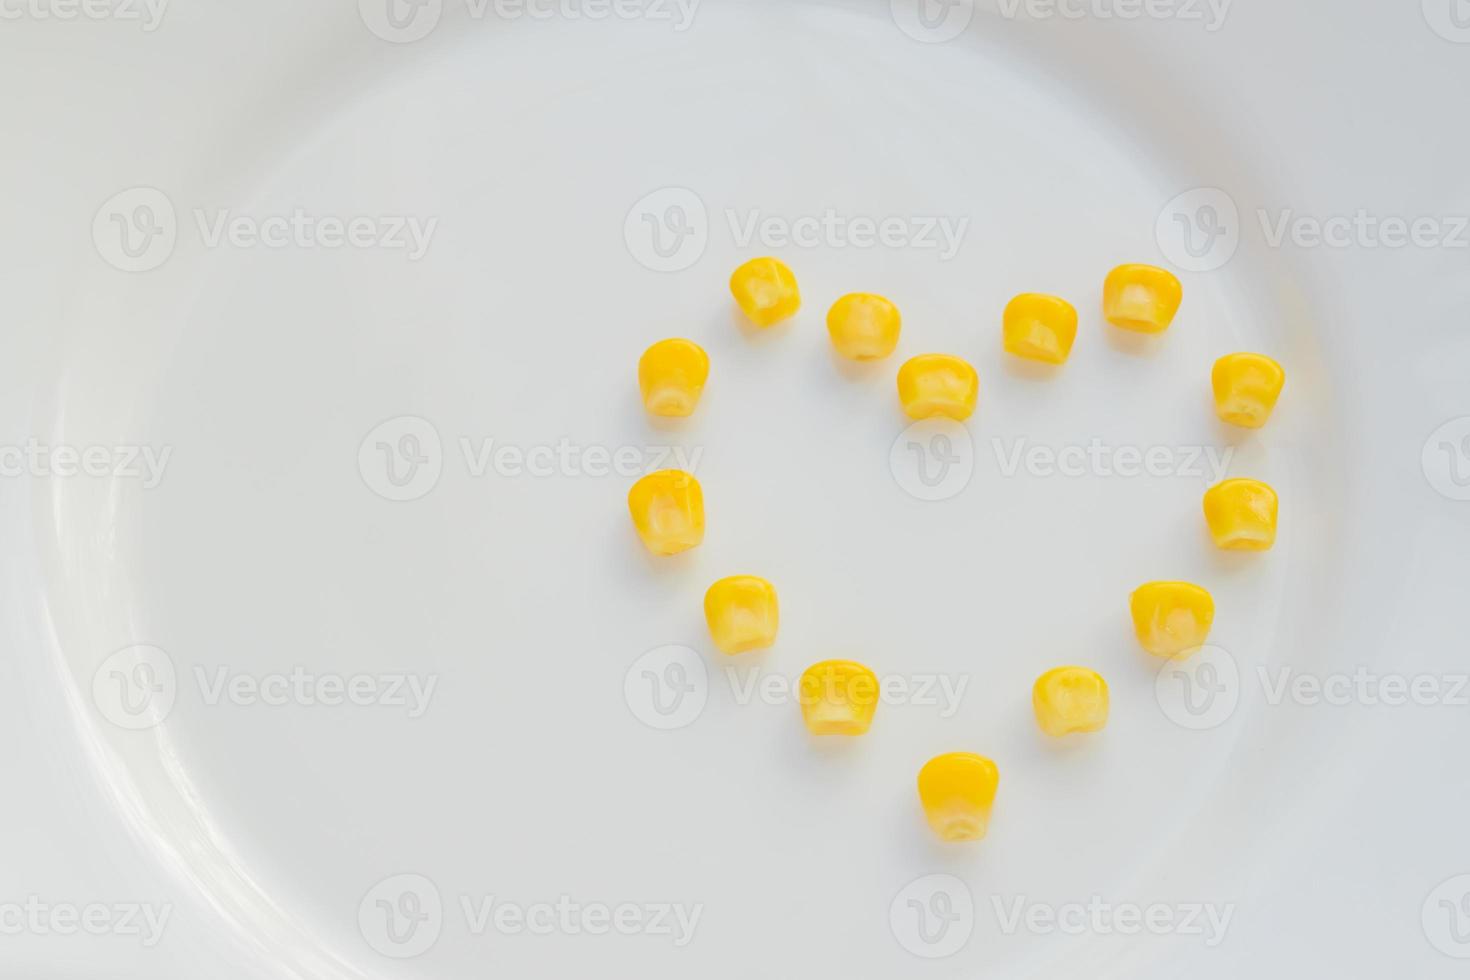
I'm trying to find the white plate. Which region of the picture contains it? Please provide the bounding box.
[3,1,1469,977]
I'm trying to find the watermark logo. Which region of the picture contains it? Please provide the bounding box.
[0,898,172,946]
[624,187,708,273]
[624,188,970,271]
[360,878,701,950]
[1422,417,1470,501]
[1155,188,1468,264]
[1423,0,1470,43]
[93,187,438,270]
[1424,874,1470,958]
[360,874,443,958]
[1156,187,1239,273]
[1154,644,1239,730]
[92,645,177,730]
[359,0,444,42]
[94,647,437,725]
[0,0,169,30]
[890,0,974,43]
[359,422,703,501]
[359,416,444,502]
[890,419,974,501]
[93,187,177,273]
[890,874,973,958]
[625,645,707,730]
[1161,660,1470,717]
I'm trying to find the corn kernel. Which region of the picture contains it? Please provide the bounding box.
[730,257,800,327]
[1003,293,1078,364]
[638,339,709,418]
[1212,353,1285,428]
[827,293,901,360]
[1130,581,1214,657]
[798,660,879,736]
[1103,264,1183,333]
[896,354,979,421]
[703,576,779,654]
[1032,667,1109,736]
[917,753,999,842]
[627,469,704,555]
[1203,478,1278,551]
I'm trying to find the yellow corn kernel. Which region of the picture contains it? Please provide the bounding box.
[1212,353,1285,428]
[627,469,704,555]
[827,293,901,360]
[1130,581,1214,657]
[896,354,979,421]
[917,753,999,842]
[1203,478,1278,551]
[798,660,879,736]
[729,257,800,327]
[1003,293,1078,364]
[638,339,709,418]
[1103,264,1183,333]
[703,576,779,654]
[1032,667,1109,737]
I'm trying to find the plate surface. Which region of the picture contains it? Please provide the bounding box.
[2,2,1469,978]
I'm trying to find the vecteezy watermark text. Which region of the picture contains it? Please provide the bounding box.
[358,874,702,958]
[995,0,1230,31]
[725,666,969,717]
[0,440,171,488]
[93,187,438,272]
[358,417,704,502]
[1259,666,1470,708]
[195,666,437,718]
[460,895,701,945]
[993,437,1233,482]
[193,209,437,260]
[726,209,968,260]
[887,875,1234,959]
[623,646,969,731]
[1156,645,1470,730]
[624,187,970,272]
[1258,210,1470,251]
[0,897,172,947]
[991,895,1235,946]
[0,0,167,30]
[1157,187,1470,272]
[458,438,701,479]
[889,425,1233,503]
[92,645,439,730]
[358,0,699,43]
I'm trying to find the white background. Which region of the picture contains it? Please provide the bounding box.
[1,0,1468,977]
